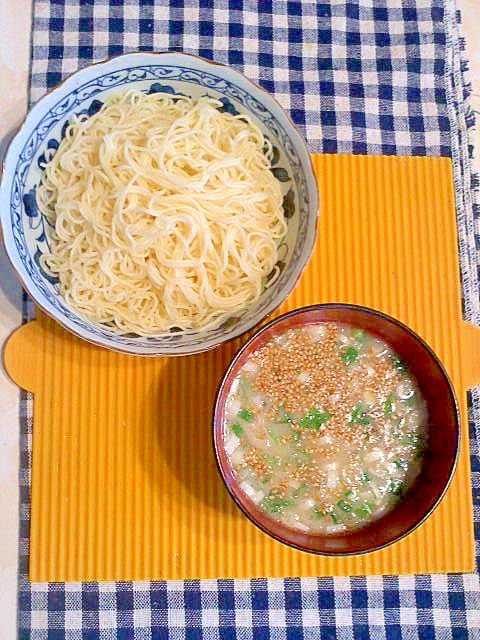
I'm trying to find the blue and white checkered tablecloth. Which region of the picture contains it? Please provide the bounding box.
[19,1,480,638]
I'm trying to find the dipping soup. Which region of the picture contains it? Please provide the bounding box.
[223,322,428,534]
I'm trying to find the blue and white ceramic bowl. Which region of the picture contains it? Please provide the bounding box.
[0,52,318,355]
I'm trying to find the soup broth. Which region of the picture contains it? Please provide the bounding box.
[223,322,427,534]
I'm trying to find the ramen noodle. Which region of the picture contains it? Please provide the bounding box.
[36,91,287,335]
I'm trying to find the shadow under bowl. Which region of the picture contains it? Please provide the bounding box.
[213,303,460,555]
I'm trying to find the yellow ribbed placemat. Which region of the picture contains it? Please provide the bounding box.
[4,154,480,581]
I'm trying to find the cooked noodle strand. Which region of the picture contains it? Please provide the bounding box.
[37,91,287,335]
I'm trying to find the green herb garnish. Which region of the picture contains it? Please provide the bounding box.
[290,430,301,445]
[263,453,282,468]
[355,503,372,519]
[238,408,254,422]
[388,480,406,497]
[401,432,420,446]
[288,449,311,467]
[383,393,396,417]
[390,354,406,371]
[341,346,359,366]
[337,499,352,513]
[313,506,337,522]
[393,458,408,471]
[261,495,292,515]
[299,408,331,429]
[351,328,366,343]
[349,403,371,426]
[391,417,404,437]
[230,423,244,437]
[239,377,252,402]
[292,483,308,499]
[401,432,424,459]
[359,472,371,485]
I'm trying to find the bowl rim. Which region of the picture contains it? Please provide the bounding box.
[0,51,319,356]
[212,302,461,556]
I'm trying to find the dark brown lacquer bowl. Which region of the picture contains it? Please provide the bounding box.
[213,303,460,555]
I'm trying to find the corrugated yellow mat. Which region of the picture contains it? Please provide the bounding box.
[4,154,480,581]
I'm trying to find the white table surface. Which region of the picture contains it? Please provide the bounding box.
[0,2,32,639]
[1,1,479,637]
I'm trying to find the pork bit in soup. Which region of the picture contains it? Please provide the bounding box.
[223,322,427,534]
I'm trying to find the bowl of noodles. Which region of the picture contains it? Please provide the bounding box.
[0,52,318,355]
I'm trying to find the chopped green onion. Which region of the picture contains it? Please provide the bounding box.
[383,393,396,417]
[355,503,372,519]
[341,346,359,366]
[359,471,371,485]
[238,408,254,422]
[391,417,404,437]
[289,449,311,467]
[351,328,366,342]
[230,423,244,437]
[239,377,252,401]
[400,433,423,458]
[414,447,424,460]
[337,499,352,512]
[388,480,406,497]
[313,507,325,519]
[292,483,308,499]
[349,403,371,426]
[263,453,282,468]
[290,430,301,444]
[313,506,337,522]
[401,432,420,446]
[299,408,331,429]
[393,458,408,471]
[390,354,406,371]
[261,495,292,514]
